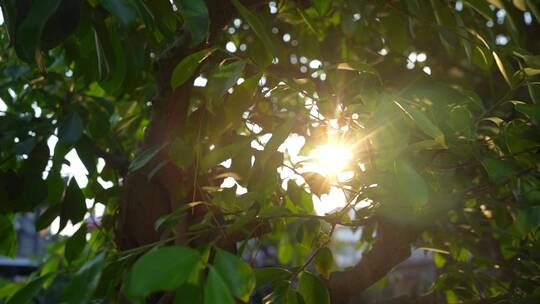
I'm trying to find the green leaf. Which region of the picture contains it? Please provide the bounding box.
[58,112,84,145]
[464,0,494,21]
[302,172,331,197]
[433,252,447,268]
[0,215,17,257]
[129,143,168,172]
[513,0,527,10]
[395,160,429,208]
[472,45,493,71]
[154,201,204,231]
[335,62,381,82]
[313,0,332,16]
[14,0,62,63]
[515,103,540,125]
[213,249,256,302]
[170,138,195,169]
[493,51,514,88]
[263,282,302,304]
[61,179,87,225]
[298,272,330,304]
[64,253,106,304]
[177,0,209,45]
[515,209,533,236]
[7,274,51,304]
[482,158,516,184]
[254,267,292,288]
[258,116,295,166]
[65,223,87,262]
[264,281,303,304]
[174,284,202,304]
[36,204,61,231]
[200,138,250,171]
[204,267,235,304]
[171,48,215,89]
[394,101,446,147]
[448,105,473,136]
[124,246,201,301]
[12,138,36,155]
[314,247,334,279]
[523,67,540,77]
[287,179,314,213]
[21,176,48,209]
[206,60,246,104]
[100,0,138,26]
[231,0,275,57]
[0,0,17,46]
[526,0,540,24]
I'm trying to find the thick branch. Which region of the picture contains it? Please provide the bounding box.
[327,220,418,304]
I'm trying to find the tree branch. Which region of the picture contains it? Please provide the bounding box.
[327,220,419,304]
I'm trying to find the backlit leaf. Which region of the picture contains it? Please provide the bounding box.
[395,160,429,208]
[298,272,330,304]
[231,0,276,57]
[315,247,334,279]
[171,48,215,89]
[213,249,256,302]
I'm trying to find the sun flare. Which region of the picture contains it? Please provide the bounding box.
[310,143,352,176]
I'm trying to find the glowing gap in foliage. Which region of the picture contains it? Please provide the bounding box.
[309,143,352,176]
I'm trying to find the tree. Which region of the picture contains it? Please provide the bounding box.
[1,0,540,303]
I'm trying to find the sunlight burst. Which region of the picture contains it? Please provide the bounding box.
[310,143,352,176]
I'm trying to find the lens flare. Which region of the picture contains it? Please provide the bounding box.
[310,143,352,176]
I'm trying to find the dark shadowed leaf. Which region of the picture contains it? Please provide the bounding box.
[174,283,202,304]
[313,0,332,16]
[0,215,17,257]
[515,103,540,125]
[58,112,84,145]
[14,0,62,62]
[65,223,87,262]
[170,138,195,169]
[177,0,209,45]
[64,253,106,304]
[254,267,292,288]
[61,179,87,225]
[206,60,246,104]
[231,0,275,57]
[171,48,215,89]
[100,0,138,26]
[6,274,51,304]
[129,143,168,172]
[482,158,516,184]
[124,246,201,301]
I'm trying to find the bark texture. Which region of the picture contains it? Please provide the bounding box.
[328,221,418,304]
